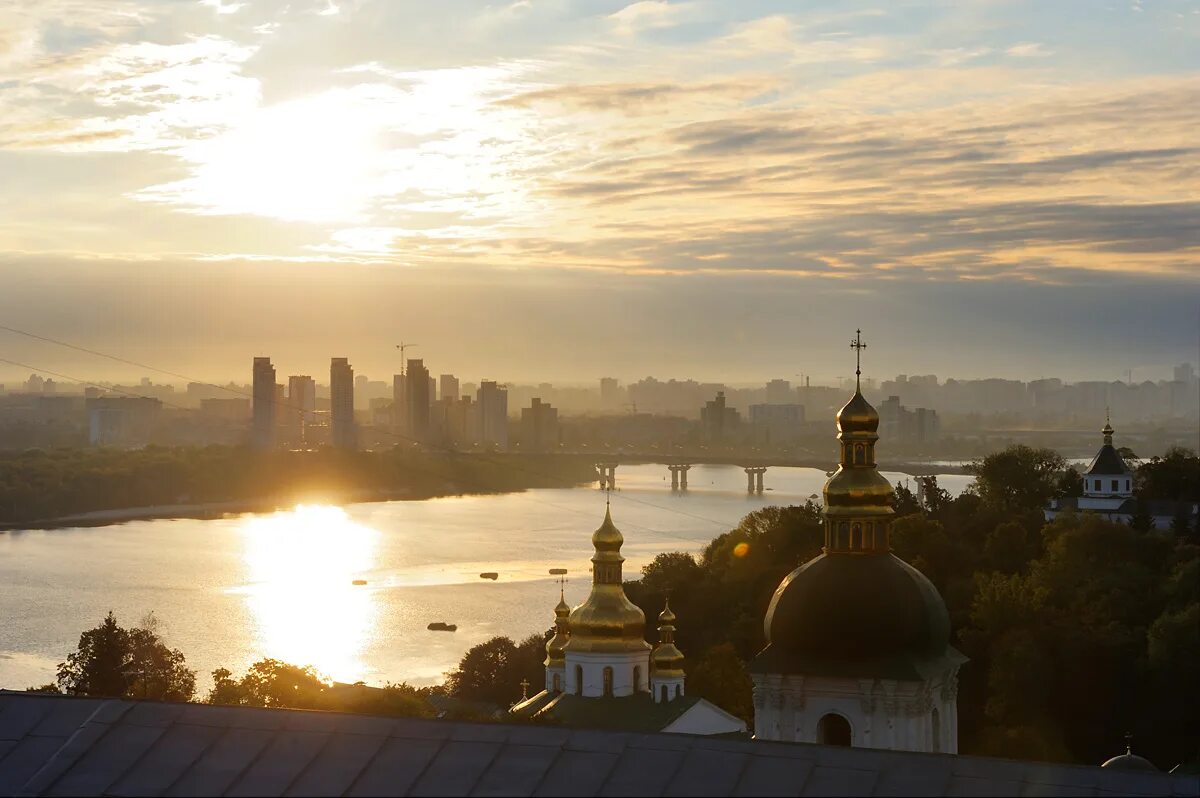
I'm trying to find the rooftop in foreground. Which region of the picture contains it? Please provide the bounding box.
[1,692,1196,797]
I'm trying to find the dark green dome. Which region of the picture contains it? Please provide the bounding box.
[750,553,956,681]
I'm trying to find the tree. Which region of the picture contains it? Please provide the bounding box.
[893,481,921,517]
[687,643,754,722]
[444,634,546,706]
[966,445,1067,514]
[1136,447,1199,501]
[1055,468,1083,499]
[916,476,953,516]
[55,611,195,702]
[639,552,701,599]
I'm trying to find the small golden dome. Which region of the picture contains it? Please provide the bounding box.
[545,588,572,666]
[823,466,896,516]
[565,506,650,655]
[652,599,684,676]
[837,389,879,435]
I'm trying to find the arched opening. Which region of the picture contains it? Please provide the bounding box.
[602,667,614,697]
[552,673,561,692]
[854,444,865,465]
[817,713,852,747]
[574,665,583,696]
[932,707,941,753]
[661,684,668,702]
[675,684,681,698]
[633,666,641,692]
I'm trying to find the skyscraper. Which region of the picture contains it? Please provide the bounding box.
[440,374,460,403]
[406,359,431,443]
[600,377,620,409]
[520,398,559,452]
[330,358,356,450]
[477,380,508,450]
[287,375,316,441]
[251,357,275,450]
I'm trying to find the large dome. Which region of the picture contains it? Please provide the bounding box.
[750,552,954,680]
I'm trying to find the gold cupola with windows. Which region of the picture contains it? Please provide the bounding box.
[822,329,896,553]
[545,588,571,667]
[650,600,685,677]
[565,504,651,654]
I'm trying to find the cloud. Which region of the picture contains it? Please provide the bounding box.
[608,1,695,36]
[1006,42,1052,58]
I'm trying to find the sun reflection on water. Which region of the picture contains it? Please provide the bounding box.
[236,505,379,683]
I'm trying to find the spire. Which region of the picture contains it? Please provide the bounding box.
[850,329,867,392]
[652,598,685,676]
[1103,409,1114,446]
[545,578,572,668]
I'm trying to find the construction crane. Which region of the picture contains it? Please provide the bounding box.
[395,342,418,375]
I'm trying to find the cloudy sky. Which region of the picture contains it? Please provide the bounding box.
[0,0,1197,385]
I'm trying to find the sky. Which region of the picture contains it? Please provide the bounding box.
[0,0,1197,385]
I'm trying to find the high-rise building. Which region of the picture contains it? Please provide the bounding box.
[765,379,791,405]
[406,359,431,443]
[287,375,317,440]
[392,373,406,432]
[700,391,739,442]
[440,374,459,403]
[330,358,356,450]
[600,377,621,410]
[477,380,508,450]
[1175,362,1197,385]
[251,357,276,450]
[520,398,559,452]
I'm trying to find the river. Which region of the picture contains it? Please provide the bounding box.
[0,464,971,692]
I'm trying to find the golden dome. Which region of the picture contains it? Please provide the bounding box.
[651,599,684,676]
[565,506,651,655]
[837,389,879,435]
[823,465,895,517]
[544,589,572,666]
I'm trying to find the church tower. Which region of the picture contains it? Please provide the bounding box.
[650,600,685,703]
[543,588,571,693]
[562,504,652,697]
[749,331,966,753]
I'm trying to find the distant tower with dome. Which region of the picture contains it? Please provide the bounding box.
[749,331,967,752]
[511,502,745,735]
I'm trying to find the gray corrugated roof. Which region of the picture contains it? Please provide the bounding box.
[1,692,1195,797]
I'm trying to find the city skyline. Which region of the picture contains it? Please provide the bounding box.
[1,2,1198,382]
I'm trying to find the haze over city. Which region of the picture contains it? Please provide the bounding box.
[2,1,1198,383]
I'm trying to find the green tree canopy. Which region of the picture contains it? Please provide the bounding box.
[55,611,195,702]
[966,445,1067,514]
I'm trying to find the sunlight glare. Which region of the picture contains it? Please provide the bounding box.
[237,505,380,683]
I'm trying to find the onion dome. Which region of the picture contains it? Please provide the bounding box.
[544,589,571,667]
[1102,740,1158,772]
[565,506,651,655]
[836,389,880,436]
[651,600,685,677]
[823,387,895,553]
[1086,414,1131,476]
[751,552,955,680]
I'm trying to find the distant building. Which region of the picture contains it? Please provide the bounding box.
[600,377,621,409]
[392,373,406,432]
[87,397,161,447]
[199,398,249,422]
[520,398,559,452]
[477,380,508,450]
[765,379,792,405]
[406,359,431,443]
[1174,362,1196,385]
[440,374,460,403]
[700,391,739,442]
[748,403,805,444]
[330,358,356,450]
[879,395,940,445]
[287,375,317,441]
[251,357,275,450]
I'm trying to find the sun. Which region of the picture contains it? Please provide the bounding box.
[148,90,385,224]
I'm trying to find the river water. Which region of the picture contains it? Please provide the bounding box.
[0,464,970,693]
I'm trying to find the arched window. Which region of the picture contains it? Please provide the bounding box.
[633,666,641,692]
[932,707,941,753]
[661,685,668,702]
[838,522,849,548]
[817,713,852,747]
[855,444,865,465]
[851,523,862,549]
[675,684,681,698]
[603,667,614,697]
[575,665,583,696]
[552,673,561,692]
[1125,479,1130,492]
[865,522,874,549]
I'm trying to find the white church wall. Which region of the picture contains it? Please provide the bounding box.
[564,650,649,698]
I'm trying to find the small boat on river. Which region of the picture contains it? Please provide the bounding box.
[479,572,498,580]
[351,579,367,586]
[427,622,458,632]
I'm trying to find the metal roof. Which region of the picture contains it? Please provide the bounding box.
[1,692,1196,797]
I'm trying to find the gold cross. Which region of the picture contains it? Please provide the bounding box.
[850,329,867,387]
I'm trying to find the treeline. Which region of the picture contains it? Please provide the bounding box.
[0,446,598,524]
